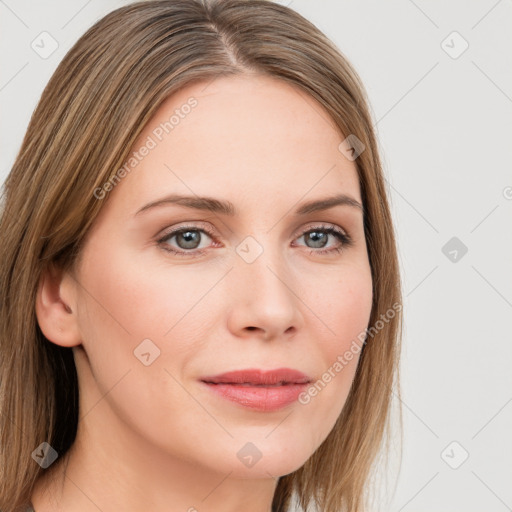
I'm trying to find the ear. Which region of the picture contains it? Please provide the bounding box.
[35,262,82,347]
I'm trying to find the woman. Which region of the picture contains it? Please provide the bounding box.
[0,1,403,511]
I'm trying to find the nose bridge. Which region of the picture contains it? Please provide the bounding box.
[236,231,290,293]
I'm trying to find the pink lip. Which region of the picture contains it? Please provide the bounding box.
[200,368,312,412]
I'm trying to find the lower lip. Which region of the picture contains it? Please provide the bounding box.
[201,382,309,412]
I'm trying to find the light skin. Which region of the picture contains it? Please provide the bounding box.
[32,73,373,512]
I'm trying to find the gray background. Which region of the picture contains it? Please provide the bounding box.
[1,1,511,510]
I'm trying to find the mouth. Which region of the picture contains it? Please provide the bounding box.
[199,368,312,412]
[200,368,312,386]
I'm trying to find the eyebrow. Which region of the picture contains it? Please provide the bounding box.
[134,193,364,217]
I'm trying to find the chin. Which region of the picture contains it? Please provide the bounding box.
[212,437,314,479]
[228,456,310,480]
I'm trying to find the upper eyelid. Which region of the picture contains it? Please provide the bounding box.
[296,222,347,234]
[157,221,215,239]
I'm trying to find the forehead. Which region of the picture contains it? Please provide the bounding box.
[107,73,361,215]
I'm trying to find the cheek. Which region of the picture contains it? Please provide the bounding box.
[78,239,193,333]
[308,262,373,353]
[73,243,212,437]
[332,269,373,343]
[296,264,373,432]
[74,240,222,384]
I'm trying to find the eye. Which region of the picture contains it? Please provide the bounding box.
[293,223,353,255]
[156,222,353,258]
[157,225,217,258]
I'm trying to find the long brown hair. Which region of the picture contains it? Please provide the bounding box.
[0,1,403,510]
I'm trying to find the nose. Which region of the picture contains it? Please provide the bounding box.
[226,243,304,342]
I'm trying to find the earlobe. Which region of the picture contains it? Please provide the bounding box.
[35,263,81,347]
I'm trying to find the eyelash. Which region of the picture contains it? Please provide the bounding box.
[156,223,353,258]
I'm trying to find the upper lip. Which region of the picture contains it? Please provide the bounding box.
[200,368,312,386]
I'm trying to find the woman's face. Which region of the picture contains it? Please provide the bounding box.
[65,74,372,479]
